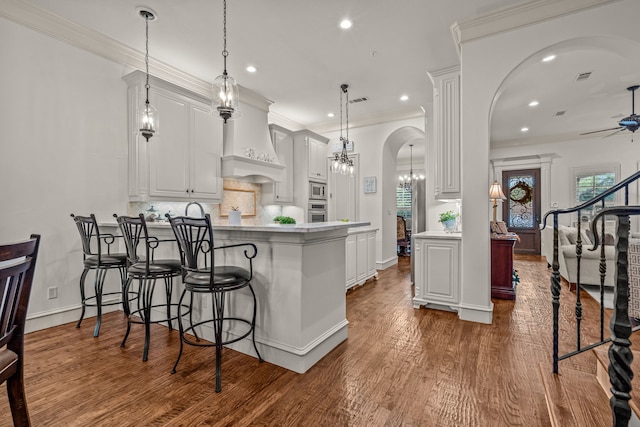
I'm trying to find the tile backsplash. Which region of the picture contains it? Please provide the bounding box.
[128,179,283,225]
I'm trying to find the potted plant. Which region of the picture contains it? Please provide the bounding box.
[228,206,242,225]
[438,210,458,233]
[273,215,296,224]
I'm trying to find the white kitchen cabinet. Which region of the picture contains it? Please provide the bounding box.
[412,231,461,311]
[262,124,293,205]
[428,66,460,200]
[345,234,357,288]
[124,70,223,202]
[292,129,329,216]
[346,227,378,290]
[307,137,328,182]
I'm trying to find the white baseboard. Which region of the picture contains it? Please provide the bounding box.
[377,256,398,270]
[458,302,494,324]
[25,299,122,333]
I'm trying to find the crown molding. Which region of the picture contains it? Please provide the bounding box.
[309,106,425,135]
[268,111,306,132]
[0,0,271,111]
[450,0,622,50]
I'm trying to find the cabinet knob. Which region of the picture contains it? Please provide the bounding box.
[191,189,194,193]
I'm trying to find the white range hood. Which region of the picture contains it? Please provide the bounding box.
[221,91,284,183]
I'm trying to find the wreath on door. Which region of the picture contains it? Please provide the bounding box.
[509,180,533,206]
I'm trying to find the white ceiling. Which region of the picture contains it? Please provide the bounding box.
[17,0,640,161]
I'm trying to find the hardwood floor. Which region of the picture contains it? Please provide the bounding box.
[0,255,614,426]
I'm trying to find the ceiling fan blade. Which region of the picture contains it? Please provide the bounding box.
[580,127,623,136]
[603,128,627,138]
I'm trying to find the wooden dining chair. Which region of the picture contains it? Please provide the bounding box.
[0,234,41,427]
[397,216,410,256]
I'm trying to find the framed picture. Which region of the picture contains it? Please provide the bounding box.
[364,176,377,194]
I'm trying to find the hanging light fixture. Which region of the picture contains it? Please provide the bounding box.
[398,144,424,191]
[138,9,158,142]
[331,84,355,177]
[212,0,239,123]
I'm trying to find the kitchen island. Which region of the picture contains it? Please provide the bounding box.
[101,220,369,373]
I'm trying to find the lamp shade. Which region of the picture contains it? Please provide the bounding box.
[489,181,507,200]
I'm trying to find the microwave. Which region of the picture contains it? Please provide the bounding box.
[309,181,327,200]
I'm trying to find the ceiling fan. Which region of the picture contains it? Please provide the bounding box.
[580,85,640,140]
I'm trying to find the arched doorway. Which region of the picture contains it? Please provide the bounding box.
[380,126,425,264]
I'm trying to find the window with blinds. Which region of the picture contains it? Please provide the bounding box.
[396,187,412,218]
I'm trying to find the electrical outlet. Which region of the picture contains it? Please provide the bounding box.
[47,286,58,299]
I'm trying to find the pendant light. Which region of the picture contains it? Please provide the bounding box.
[212,0,239,122]
[398,144,424,191]
[331,84,355,177]
[138,9,158,141]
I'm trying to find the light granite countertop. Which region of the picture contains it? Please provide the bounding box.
[101,220,370,234]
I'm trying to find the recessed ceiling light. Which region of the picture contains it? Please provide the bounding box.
[528,100,539,107]
[327,113,335,118]
[542,54,556,62]
[521,127,529,132]
[400,95,409,101]
[246,65,257,73]
[339,19,353,29]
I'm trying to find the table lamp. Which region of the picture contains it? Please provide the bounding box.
[489,181,507,224]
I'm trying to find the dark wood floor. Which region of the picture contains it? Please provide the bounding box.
[0,255,615,426]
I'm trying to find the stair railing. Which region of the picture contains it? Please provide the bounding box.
[541,169,640,427]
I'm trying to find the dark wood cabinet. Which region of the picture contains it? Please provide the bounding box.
[491,236,517,300]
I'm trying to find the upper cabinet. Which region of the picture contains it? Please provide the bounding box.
[307,136,328,182]
[124,71,223,202]
[428,66,460,200]
[262,124,294,205]
[292,129,329,205]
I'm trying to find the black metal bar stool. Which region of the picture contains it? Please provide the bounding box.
[167,213,262,392]
[114,213,186,362]
[71,214,130,337]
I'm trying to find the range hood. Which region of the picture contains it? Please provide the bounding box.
[221,93,284,183]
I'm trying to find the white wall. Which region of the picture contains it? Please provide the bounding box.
[0,18,129,330]
[459,0,640,323]
[322,117,425,267]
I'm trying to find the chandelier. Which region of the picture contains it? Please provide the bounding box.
[331,84,355,176]
[398,144,424,191]
[138,9,158,141]
[212,0,240,123]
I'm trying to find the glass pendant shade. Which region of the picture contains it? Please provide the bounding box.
[213,72,240,122]
[138,102,158,141]
[331,84,355,177]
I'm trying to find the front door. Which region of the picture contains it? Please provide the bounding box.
[502,168,541,255]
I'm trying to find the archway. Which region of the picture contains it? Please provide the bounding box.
[380,126,425,265]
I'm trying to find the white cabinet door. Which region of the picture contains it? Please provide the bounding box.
[345,234,357,289]
[190,103,223,200]
[367,231,376,276]
[356,233,368,282]
[308,138,327,182]
[149,89,190,199]
[429,68,461,199]
[346,229,378,290]
[413,237,460,309]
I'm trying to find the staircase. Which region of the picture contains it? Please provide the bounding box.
[539,361,611,426]
[541,170,640,426]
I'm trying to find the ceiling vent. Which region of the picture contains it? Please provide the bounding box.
[349,97,368,104]
[554,110,567,117]
[575,72,592,82]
